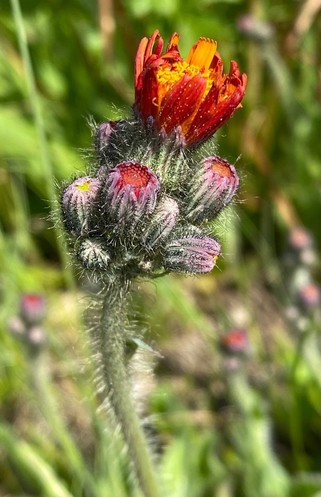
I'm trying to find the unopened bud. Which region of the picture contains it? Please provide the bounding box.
[77,238,111,270]
[187,156,239,223]
[20,293,46,325]
[61,176,101,236]
[163,232,221,273]
[298,282,321,311]
[142,196,179,249]
[28,325,46,350]
[288,227,313,252]
[104,161,160,224]
[221,328,249,354]
[95,120,120,155]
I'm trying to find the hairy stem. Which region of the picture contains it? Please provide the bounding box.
[98,277,161,497]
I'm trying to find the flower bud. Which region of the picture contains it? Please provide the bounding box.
[288,226,313,252]
[187,156,239,223]
[76,238,111,270]
[163,232,221,273]
[95,121,118,154]
[104,161,160,224]
[221,328,249,354]
[20,293,46,325]
[298,282,321,311]
[61,176,101,237]
[142,196,179,250]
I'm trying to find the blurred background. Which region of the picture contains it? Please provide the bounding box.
[1,0,321,496]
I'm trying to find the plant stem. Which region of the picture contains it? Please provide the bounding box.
[98,277,161,497]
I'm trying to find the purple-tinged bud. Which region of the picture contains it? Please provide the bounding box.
[77,238,111,270]
[105,161,160,223]
[163,233,221,274]
[61,176,101,236]
[20,293,46,325]
[142,196,179,249]
[221,328,249,355]
[187,156,239,223]
[95,120,119,154]
[298,282,321,311]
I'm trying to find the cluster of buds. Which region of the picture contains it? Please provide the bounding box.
[61,30,247,280]
[8,293,47,354]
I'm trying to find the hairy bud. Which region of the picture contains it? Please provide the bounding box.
[163,232,221,273]
[77,238,111,270]
[104,161,160,224]
[187,156,239,223]
[61,176,101,236]
[142,196,179,250]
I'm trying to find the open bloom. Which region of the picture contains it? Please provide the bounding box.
[135,30,247,147]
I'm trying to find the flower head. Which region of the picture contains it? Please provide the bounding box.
[20,293,46,325]
[163,232,221,273]
[187,155,239,222]
[61,176,102,236]
[105,161,160,222]
[135,30,247,147]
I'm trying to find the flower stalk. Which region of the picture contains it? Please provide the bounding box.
[97,277,161,497]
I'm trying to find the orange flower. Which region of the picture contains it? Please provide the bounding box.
[135,30,247,147]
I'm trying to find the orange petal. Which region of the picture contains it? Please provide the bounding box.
[186,38,217,71]
[135,37,149,84]
[166,32,180,52]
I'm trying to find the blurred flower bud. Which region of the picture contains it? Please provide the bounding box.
[27,325,46,351]
[8,316,25,336]
[287,226,316,267]
[163,232,221,273]
[20,293,46,325]
[77,238,111,270]
[142,196,179,250]
[298,282,321,311]
[61,176,101,237]
[221,328,249,355]
[187,156,239,223]
[288,226,313,251]
[105,161,160,224]
[237,15,274,43]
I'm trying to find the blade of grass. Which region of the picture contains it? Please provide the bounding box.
[10,0,74,289]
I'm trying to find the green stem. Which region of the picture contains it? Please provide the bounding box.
[98,277,161,497]
[10,0,74,289]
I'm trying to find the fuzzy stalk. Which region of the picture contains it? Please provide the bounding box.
[97,276,161,497]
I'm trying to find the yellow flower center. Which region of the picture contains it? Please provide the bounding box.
[156,61,214,104]
[75,180,91,192]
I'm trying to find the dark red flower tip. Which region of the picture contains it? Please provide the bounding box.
[20,293,46,325]
[118,162,152,190]
[135,30,247,147]
[221,328,249,354]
